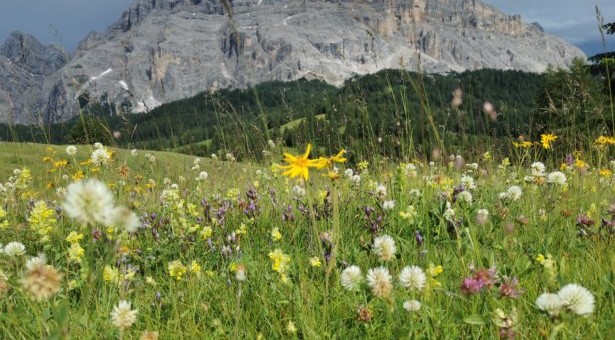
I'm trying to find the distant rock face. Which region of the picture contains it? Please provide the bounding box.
[0,31,69,123]
[0,0,586,124]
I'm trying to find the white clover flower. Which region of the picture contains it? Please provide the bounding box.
[443,207,456,222]
[110,207,140,233]
[403,300,421,312]
[476,208,490,225]
[130,149,138,156]
[499,185,522,201]
[25,254,47,270]
[372,235,396,262]
[399,266,426,291]
[350,175,361,184]
[344,169,354,178]
[193,157,201,166]
[340,265,362,290]
[3,241,26,257]
[235,265,247,282]
[467,163,479,170]
[536,293,563,316]
[407,189,421,200]
[547,171,567,185]
[457,191,473,204]
[507,185,523,200]
[383,200,396,210]
[557,284,595,316]
[110,300,138,330]
[211,153,218,160]
[93,142,104,150]
[376,184,387,198]
[292,185,306,197]
[63,179,115,227]
[91,148,111,166]
[197,171,209,181]
[366,267,393,297]
[460,174,476,190]
[531,162,546,176]
[65,145,77,156]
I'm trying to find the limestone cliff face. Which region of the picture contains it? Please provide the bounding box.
[0,0,585,124]
[0,31,69,123]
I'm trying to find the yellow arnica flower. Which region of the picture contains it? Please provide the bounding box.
[279,144,323,181]
[319,149,347,167]
[599,169,612,177]
[512,141,532,149]
[594,135,615,146]
[540,133,557,149]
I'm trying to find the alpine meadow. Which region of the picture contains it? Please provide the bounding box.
[0,0,615,339]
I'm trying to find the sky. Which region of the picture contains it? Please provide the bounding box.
[0,0,614,56]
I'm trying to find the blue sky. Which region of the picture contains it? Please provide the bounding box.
[0,0,614,56]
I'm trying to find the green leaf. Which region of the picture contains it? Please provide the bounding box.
[463,314,487,325]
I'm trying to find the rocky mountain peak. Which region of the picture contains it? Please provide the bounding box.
[1,31,69,76]
[0,0,587,124]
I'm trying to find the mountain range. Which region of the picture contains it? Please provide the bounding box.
[0,0,585,124]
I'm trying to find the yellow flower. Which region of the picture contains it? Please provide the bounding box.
[540,133,557,149]
[268,249,291,275]
[28,201,57,243]
[0,207,7,229]
[235,223,247,236]
[309,257,321,267]
[326,171,340,180]
[53,159,68,168]
[65,231,84,244]
[318,190,328,202]
[72,171,85,181]
[279,144,323,181]
[574,159,587,169]
[358,161,369,170]
[399,205,417,223]
[512,141,532,148]
[536,254,545,264]
[168,260,187,280]
[271,227,282,242]
[201,226,213,239]
[103,265,119,283]
[594,135,615,146]
[599,169,612,177]
[68,243,85,263]
[317,149,347,169]
[425,264,444,292]
[189,261,202,277]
